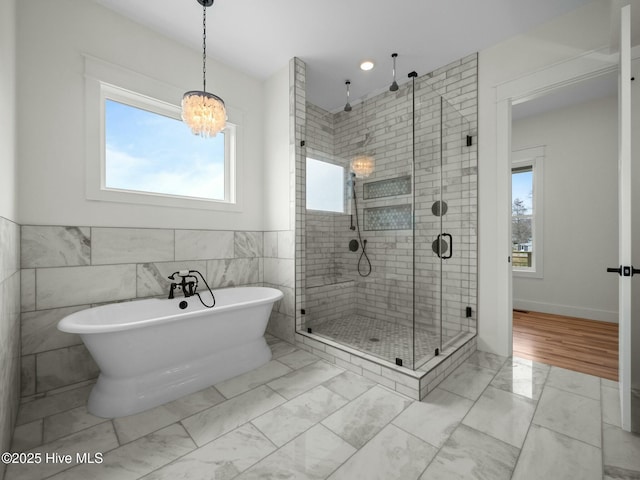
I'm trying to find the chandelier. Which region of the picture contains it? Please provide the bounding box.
[181,0,226,138]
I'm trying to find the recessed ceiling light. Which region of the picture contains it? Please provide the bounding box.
[360,60,375,71]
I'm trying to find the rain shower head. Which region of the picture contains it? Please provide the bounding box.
[344,80,352,112]
[389,53,399,92]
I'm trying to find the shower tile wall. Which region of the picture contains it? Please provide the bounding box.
[303,54,478,348]
[0,215,20,478]
[19,225,270,398]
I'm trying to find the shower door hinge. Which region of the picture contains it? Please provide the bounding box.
[300,140,305,147]
[301,309,306,315]
[307,327,312,334]
[466,135,473,147]
[435,348,440,356]
[395,358,403,367]
[466,306,472,318]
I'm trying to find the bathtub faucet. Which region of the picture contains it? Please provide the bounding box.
[168,270,199,299]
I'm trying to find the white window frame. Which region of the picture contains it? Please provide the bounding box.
[511,145,544,279]
[84,55,242,212]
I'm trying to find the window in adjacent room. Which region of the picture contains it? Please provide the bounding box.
[512,146,544,278]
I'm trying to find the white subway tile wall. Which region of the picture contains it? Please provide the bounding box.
[296,54,477,399]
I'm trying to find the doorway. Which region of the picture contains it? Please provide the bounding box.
[509,74,619,379]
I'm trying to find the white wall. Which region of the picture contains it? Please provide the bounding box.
[512,95,618,322]
[263,64,292,231]
[0,0,17,221]
[478,0,612,355]
[17,0,265,230]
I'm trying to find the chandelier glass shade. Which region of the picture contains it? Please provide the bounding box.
[351,155,375,178]
[182,91,226,138]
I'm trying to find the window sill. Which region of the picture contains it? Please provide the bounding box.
[512,268,543,279]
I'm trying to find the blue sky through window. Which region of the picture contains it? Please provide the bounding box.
[105,99,225,200]
[512,170,533,212]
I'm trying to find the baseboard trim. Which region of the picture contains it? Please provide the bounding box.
[512,299,618,323]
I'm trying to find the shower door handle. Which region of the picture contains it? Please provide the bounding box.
[442,233,453,259]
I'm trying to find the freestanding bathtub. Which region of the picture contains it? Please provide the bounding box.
[58,286,283,418]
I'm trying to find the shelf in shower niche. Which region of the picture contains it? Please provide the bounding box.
[364,204,412,231]
[363,175,411,200]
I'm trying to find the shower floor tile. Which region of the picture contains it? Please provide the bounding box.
[307,314,441,366]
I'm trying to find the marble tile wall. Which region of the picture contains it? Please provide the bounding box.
[299,54,478,357]
[20,225,266,398]
[264,231,296,344]
[0,215,21,479]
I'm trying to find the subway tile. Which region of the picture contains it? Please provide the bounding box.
[175,229,234,260]
[21,226,90,269]
[36,264,136,309]
[91,228,174,265]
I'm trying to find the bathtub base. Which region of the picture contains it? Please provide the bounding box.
[88,337,272,418]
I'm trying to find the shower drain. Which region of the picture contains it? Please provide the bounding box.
[369,337,380,342]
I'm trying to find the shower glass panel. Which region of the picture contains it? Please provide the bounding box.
[302,68,475,371]
[439,98,475,352]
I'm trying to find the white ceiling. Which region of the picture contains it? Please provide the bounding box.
[93,0,597,111]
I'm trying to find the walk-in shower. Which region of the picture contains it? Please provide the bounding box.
[296,54,478,378]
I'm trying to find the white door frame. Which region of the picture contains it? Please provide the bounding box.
[494,47,620,357]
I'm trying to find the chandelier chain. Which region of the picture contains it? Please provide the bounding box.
[202,2,207,92]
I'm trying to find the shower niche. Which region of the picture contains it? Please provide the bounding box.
[294,54,478,399]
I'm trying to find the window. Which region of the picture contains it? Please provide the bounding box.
[84,56,240,211]
[512,146,544,277]
[306,158,345,213]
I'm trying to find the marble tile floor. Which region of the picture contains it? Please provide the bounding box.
[6,335,640,480]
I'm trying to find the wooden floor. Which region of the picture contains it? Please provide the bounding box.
[513,310,618,381]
